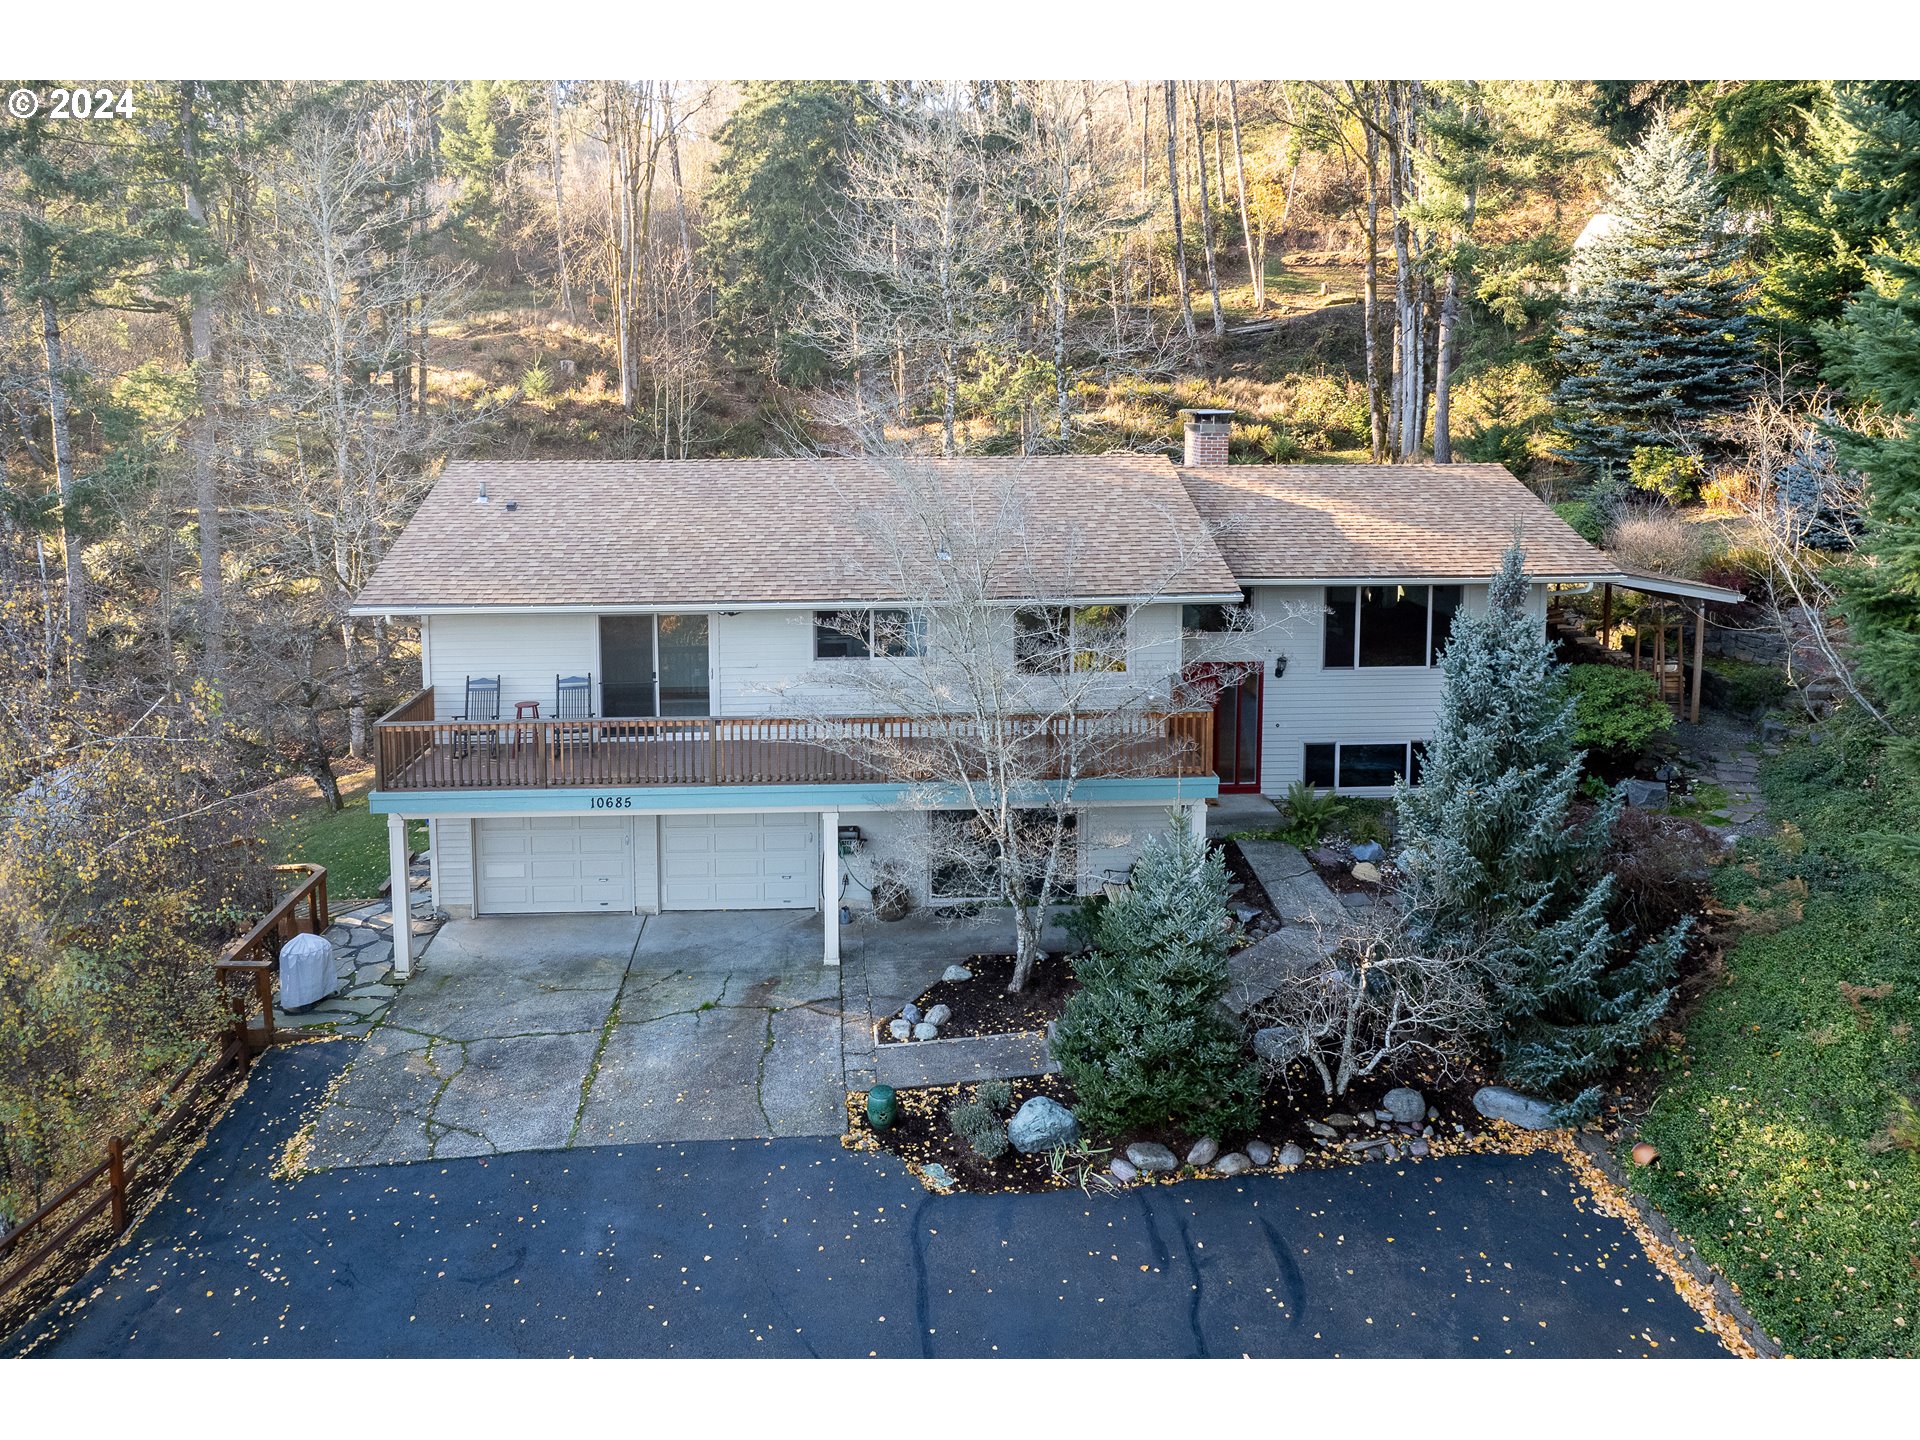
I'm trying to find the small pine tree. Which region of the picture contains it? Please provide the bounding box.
[1395,546,1686,1116]
[1051,817,1258,1140]
[1553,113,1759,477]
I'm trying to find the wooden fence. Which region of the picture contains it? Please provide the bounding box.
[0,863,329,1330]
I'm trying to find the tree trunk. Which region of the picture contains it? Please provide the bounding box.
[1164,83,1196,342]
[1053,126,1072,444]
[549,81,573,315]
[179,82,224,677]
[1227,80,1263,311]
[1350,84,1386,462]
[38,294,86,680]
[1433,141,1478,464]
[1186,83,1224,337]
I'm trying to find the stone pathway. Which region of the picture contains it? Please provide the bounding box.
[1223,839,1350,1015]
[1672,712,1780,839]
[272,856,444,1039]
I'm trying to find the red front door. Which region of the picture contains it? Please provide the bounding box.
[1202,665,1263,793]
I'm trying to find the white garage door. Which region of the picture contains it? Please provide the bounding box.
[660,813,817,910]
[477,816,633,914]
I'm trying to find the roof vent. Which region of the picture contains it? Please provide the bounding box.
[475,479,490,505]
[504,500,518,512]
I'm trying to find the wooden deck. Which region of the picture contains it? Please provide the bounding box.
[373,690,1213,793]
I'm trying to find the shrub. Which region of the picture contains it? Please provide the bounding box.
[1339,798,1394,848]
[520,360,554,401]
[1606,508,1714,579]
[1553,499,1607,544]
[1051,820,1259,1139]
[1565,663,1675,763]
[1704,656,1790,714]
[1280,779,1342,845]
[1603,807,1719,933]
[1627,445,1706,504]
[976,1079,1012,1114]
[946,1100,1009,1160]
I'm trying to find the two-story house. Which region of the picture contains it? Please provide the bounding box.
[351,410,1738,976]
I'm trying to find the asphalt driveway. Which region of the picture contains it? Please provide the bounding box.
[15,1044,1730,1358]
[305,912,846,1167]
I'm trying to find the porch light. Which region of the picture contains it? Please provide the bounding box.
[1273,654,1289,679]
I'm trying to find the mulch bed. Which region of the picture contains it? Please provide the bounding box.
[847,1057,1495,1196]
[875,952,1080,1043]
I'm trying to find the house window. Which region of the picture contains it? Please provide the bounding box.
[1181,602,1247,633]
[1014,605,1128,674]
[928,810,1078,901]
[1302,740,1427,791]
[814,608,925,660]
[1322,584,1463,668]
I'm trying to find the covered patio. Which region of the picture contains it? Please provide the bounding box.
[1549,567,1747,724]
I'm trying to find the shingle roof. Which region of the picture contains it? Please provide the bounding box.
[1179,463,1612,580]
[354,456,1243,611]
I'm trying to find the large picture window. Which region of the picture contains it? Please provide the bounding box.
[1322,584,1463,668]
[1014,605,1128,674]
[814,608,926,660]
[1303,740,1428,791]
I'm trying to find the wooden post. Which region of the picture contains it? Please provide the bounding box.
[1654,604,1666,700]
[1600,583,1613,652]
[1691,601,1706,724]
[106,1137,127,1233]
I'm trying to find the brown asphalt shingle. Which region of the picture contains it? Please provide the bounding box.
[354,456,1243,610]
[1180,463,1612,580]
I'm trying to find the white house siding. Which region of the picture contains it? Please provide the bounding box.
[434,817,475,914]
[424,612,598,718]
[835,801,1176,913]
[1242,582,1546,795]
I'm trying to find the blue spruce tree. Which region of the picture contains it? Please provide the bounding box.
[1051,817,1258,1140]
[1553,113,1759,478]
[1395,546,1687,1117]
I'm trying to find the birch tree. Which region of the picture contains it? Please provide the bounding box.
[1185,82,1225,337]
[1164,83,1197,342]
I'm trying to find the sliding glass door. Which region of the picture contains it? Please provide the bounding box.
[598,614,711,718]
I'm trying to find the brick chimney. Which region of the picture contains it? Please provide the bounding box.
[1179,408,1233,467]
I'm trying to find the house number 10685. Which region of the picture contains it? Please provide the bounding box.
[589,796,632,809]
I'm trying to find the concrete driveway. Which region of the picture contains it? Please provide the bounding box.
[305,911,847,1167]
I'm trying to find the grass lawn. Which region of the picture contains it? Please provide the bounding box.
[1631,717,1920,1357]
[273,788,429,906]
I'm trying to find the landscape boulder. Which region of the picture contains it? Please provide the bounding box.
[1213,1152,1252,1177]
[1252,1025,1306,1065]
[1245,1139,1274,1166]
[1350,861,1383,884]
[1277,1142,1306,1167]
[941,965,973,982]
[1008,1096,1080,1153]
[1348,840,1387,865]
[1125,1141,1179,1174]
[912,1021,939,1041]
[924,1003,952,1027]
[1185,1137,1220,1168]
[1109,1157,1138,1184]
[1622,779,1668,808]
[1472,1085,1561,1131]
[887,1019,913,1042]
[1381,1087,1426,1125]
[900,1003,922,1024]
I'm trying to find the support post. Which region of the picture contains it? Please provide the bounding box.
[1600,583,1613,651]
[1691,601,1706,724]
[387,812,413,979]
[106,1136,126,1233]
[1654,605,1666,701]
[1187,800,1207,845]
[821,809,841,968]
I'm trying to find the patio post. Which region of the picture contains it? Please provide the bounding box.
[387,812,413,979]
[1186,801,1206,845]
[1691,601,1706,724]
[1600,583,1612,651]
[821,809,841,968]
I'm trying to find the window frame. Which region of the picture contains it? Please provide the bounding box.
[1013,604,1130,675]
[1320,583,1464,671]
[1301,739,1429,793]
[813,607,926,661]
[927,810,1080,903]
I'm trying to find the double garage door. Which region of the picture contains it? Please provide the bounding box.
[475,813,816,915]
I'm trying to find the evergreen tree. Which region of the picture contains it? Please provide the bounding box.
[1824,85,1920,724]
[1396,547,1685,1116]
[1051,818,1258,1140]
[705,81,871,384]
[439,80,533,244]
[1552,113,1759,477]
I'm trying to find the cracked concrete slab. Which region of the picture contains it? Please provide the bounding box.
[430,1030,604,1154]
[301,908,853,1166]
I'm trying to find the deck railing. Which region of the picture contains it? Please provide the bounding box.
[374,687,1214,793]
